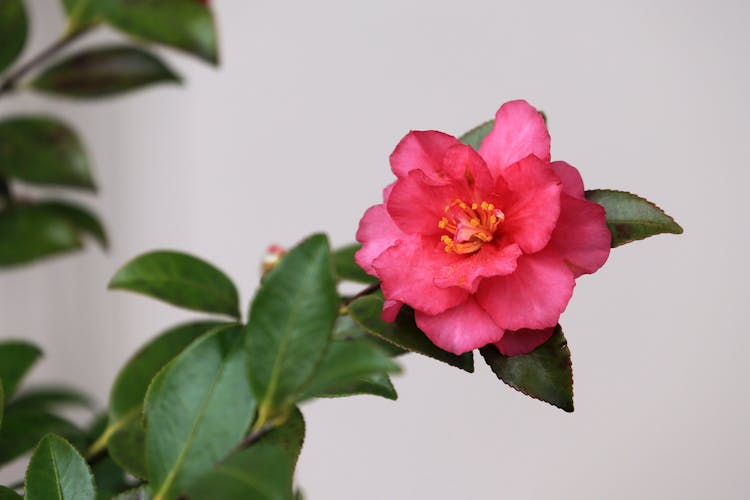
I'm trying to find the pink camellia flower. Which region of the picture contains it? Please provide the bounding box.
[355,100,611,356]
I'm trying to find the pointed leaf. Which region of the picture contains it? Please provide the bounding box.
[25,434,96,500]
[245,234,338,413]
[262,408,305,472]
[0,486,22,499]
[0,116,94,189]
[109,251,240,319]
[311,371,397,401]
[0,412,85,465]
[32,45,181,98]
[99,0,218,64]
[0,0,27,74]
[6,386,93,414]
[0,340,42,397]
[332,243,377,284]
[585,189,683,247]
[458,119,494,150]
[35,200,108,249]
[480,325,574,412]
[348,295,474,372]
[108,416,147,479]
[0,204,83,266]
[145,325,256,500]
[187,443,293,500]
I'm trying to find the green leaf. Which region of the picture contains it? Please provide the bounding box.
[348,295,474,372]
[91,456,134,499]
[458,119,493,150]
[300,339,400,401]
[35,200,108,249]
[314,371,397,401]
[145,325,256,500]
[480,325,574,412]
[108,417,147,479]
[0,411,85,465]
[32,45,181,98]
[245,234,338,416]
[112,485,152,500]
[0,485,22,499]
[262,407,305,472]
[0,380,4,432]
[186,443,294,500]
[99,0,218,64]
[332,243,377,284]
[0,0,27,75]
[61,0,101,28]
[25,434,96,500]
[584,189,683,247]
[0,116,95,189]
[6,386,93,414]
[0,204,83,266]
[0,340,42,397]
[333,314,407,357]
[109,251,240,319]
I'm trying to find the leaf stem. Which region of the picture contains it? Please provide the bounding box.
[343,282,381,305]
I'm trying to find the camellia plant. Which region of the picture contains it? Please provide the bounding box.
[0,4,684,500]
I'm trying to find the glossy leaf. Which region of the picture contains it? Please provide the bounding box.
[25,434,96,500]
[458,119,493,150]
[300,339,400,401]
[108,417,147,479]
[32,45,181,98]
[348,295,474,372]
[109,251,240,319]
[0,204,82,266]
[0,411,85,465]
[0,0,27,74]
[0,116,94,189]
[585,189,683,247]
[246,234,338,414]
[145,325,256,500]
[480,325,574,412]
[187,443,293,500]
[0,486,22,499]
[6,386,93,414]
[35,200,108,249]
[333,243,377,284]
[315,371,397,401]
[99,0,218,64]
[0,340,42,397]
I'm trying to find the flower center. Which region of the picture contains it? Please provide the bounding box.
[438,199,505,254]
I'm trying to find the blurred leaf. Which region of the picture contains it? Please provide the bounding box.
[458,119,493,150]
[91,456,133,499]
[0,116,95,189]
[108,417,147,479]
[109,251,240,319]
[32,45,181,98]
[348,295,474,372]
[0,204,82,266]
[187,443,294,500]
[112,485,152,500]
[0,411,85,465]
[0,486,22,498]
[0,380,4,431]
[145,325,255,499]
[333,315,407,357]
[25,434,96,500]
[332,243,377,284]
[300,339,399,401]
[0,340,42,397]
[100,0,218,64]
[35,200,107,249]
[61,0,101,28]
[480,325,574,412]
[6,386,93,414]
[246,234,338,415]
[0,0,27,75]
[263,407,304,472]
[585,189,683,247]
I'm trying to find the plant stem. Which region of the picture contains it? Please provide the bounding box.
[343,282,381,305]
[0,25,93,97]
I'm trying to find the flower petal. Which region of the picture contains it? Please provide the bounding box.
[415,297,504,355]
[494,327,555,356]
[476,249,575,331]
[434,242,522,293]
[373,234,468,315]
[550,193,611,277]
[355,191,406,277]
[381,299,402,322]
[479,100,550,177]
[501,155,563,253]
[551,161,585,199]
[387,170,463,235]
[390,130,462,184]
[441,143,494,194]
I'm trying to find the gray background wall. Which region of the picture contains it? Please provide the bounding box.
[1,0,747,498]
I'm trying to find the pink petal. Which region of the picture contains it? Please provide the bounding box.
[551,161,585,199]
[476,249,575,331]
[390,130,462,184]
[441,143,494,194]
[434,242,522,293]
[381,299,402,322]
[386,170,464,235]
[415,297,505,355]
[355,201,406,277]
[478,100,551,177]
[495,327,555,356]
[550,193,611,277]
[373,234,468,315]
[500,155,563,253]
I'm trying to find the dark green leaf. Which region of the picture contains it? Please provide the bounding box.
[0,340,42,397]
[0,380,4,431]
[246,234,338,415]
[91,456,134,499]
[35,200,108,249]
[0,116,94,189]
[313,371,397,401]
[109,251,240,319]
[262,407,305,472]
[0,204,82,266]
[333,315,407,357]
[0,411,85,465]
[112,485,152,500]
[0,485,22,499]
[300,339,399,401]
[480,325,573,412]
[0,0,27,74]
[585,189,683,247]
[332,243,377,284]
[32,45,181,98]
[6,386,93,414]
[145,325,256,499]
[458,119,493,150]
[99,0,218,64]
[25,434,96,500]
[108,417,147,479]
[187,443,293,500]
[348,295,474,372]
[61,0,101,28]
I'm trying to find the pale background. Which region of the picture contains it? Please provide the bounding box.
[1,0,747,498]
